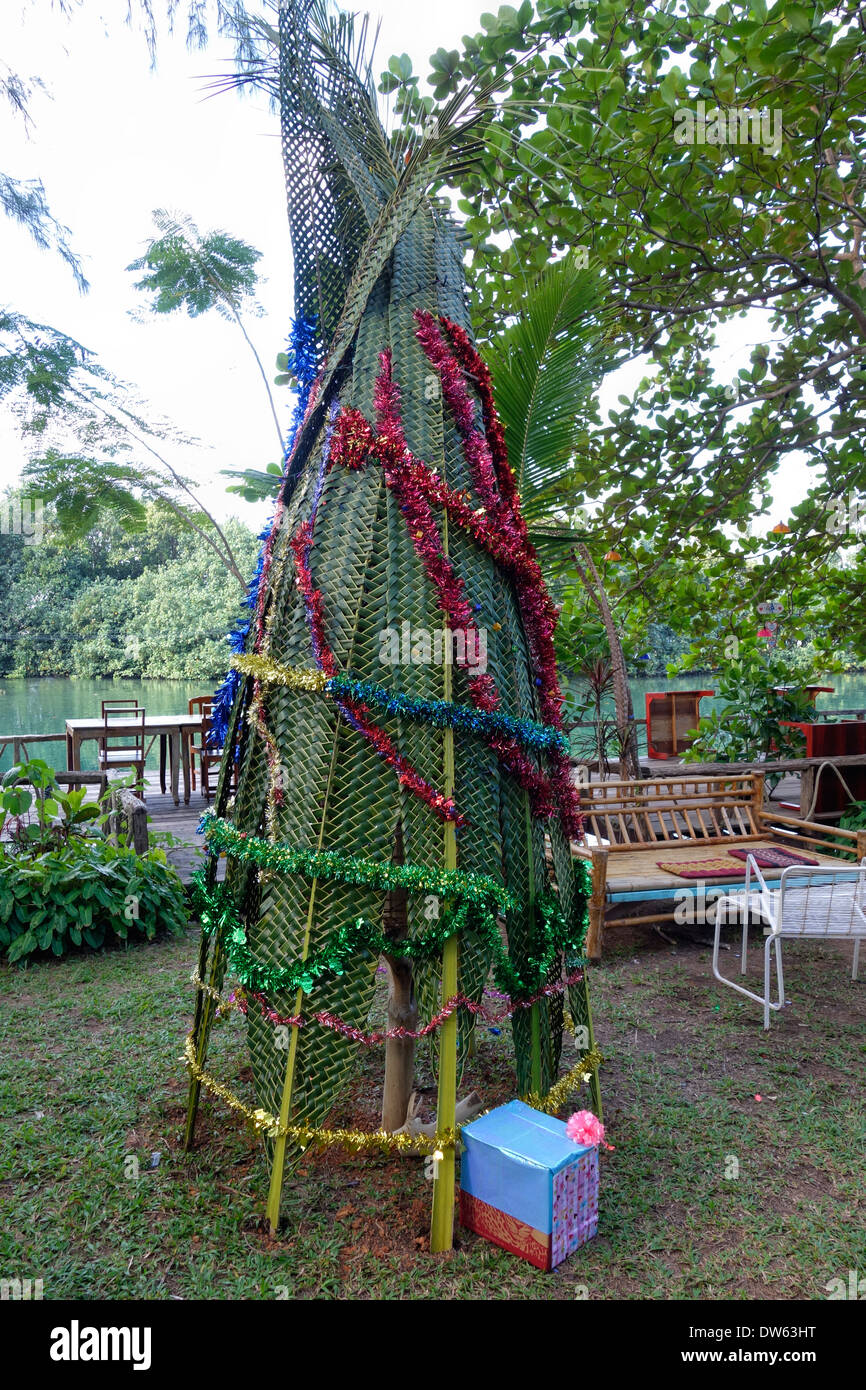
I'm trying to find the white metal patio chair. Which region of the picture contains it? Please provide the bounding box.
[711,855,866,1029]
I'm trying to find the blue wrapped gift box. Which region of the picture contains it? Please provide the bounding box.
[459,1099,599,1269]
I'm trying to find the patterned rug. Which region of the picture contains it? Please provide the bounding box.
[658,857,748,880]
[660,847,820,879]
[727,847,818,868]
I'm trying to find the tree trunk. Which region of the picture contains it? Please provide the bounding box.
[380,952,417,1132]
[381,820,417,1132]
[574,545,642,780]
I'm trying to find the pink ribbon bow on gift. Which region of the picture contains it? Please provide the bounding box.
[566,1109,614,1150]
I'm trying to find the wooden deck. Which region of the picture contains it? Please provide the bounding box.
[2,760,816,887]
[111,772,212,883]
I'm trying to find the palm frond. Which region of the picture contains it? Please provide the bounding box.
[485,258,615,522]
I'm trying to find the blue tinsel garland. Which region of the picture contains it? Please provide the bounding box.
[327,674,568,754]
[208,313,319,750]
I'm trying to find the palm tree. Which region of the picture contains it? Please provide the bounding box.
[486,257,641,777]
[128,210,286,454]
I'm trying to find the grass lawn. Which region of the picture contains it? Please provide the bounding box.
[1,917,863,1300]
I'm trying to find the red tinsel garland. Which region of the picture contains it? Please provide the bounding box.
[290,508,464,825]
[371,347,583,841]
[232,967,585,1045]
[414,311,562,726]
[373,351,492,681]
[329,405,375,471]
[413,313,583,841]
[254,335,583,843]
[437,315,525,536]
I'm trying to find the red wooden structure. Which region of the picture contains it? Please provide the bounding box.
[780,720,866,818]
[645,689,713,760]
[773,685,835,705]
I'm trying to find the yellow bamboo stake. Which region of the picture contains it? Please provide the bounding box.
[524,794,542,1097]
[264,517,377,1234]
[430,514,459,1254]
[266,891,316,1234]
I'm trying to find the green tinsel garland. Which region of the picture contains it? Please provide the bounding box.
[193,819,590,999]
[200,811,514,909]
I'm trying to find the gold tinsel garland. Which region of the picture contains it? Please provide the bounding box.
[232,653,327,691]
[524,1046,605,1115]
[183,1007,603,1153]
[182,1034,457,1156]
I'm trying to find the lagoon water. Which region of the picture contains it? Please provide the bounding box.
[1,672,865,773]
[0,677,206,772]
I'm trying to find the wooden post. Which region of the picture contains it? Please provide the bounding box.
[381,952,417,1132]
[585,850,608,961]
[106,789,147,852]
[525,795,542,1095]
[856,830,866,863]
[751,771,765,813]
[119,789,149,854]
[751,771,766,832]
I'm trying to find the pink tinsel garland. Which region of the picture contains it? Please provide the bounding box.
[232,967,585,1046]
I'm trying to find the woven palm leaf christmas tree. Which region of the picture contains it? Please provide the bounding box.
[184,0,601,1251]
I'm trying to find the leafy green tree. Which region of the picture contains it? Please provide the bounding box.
[0,61,87,289]
[1,8,275,587]
[682,641,815,766]
[385,0,866,660]
[22,450,250,587]
[128,209,285,452]
[0,498,258,679]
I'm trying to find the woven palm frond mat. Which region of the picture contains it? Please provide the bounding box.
[659,848,819,879]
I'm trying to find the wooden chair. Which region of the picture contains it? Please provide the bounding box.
[188,697,232,802]
[101,699,168,792]
[711,856,866,1028]
[97,704,146,792]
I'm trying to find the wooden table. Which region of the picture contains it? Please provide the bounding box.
[65,715,203,807]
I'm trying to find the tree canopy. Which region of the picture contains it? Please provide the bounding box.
[385,0,866,660]
[0,498,259,678]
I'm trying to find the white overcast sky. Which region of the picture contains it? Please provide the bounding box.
[0,0,808,532]
[0,0,497,529]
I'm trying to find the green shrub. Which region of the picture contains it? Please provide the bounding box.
[840,799,866,834]
[0,839,188,964]
[682,645,816,767]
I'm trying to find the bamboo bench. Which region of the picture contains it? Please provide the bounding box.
[572,773,866,959]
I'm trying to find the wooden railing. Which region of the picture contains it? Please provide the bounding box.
[0,764,148,855]
[0,731,67,764]
[625,752,866,778]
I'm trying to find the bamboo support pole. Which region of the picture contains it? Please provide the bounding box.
[430,515,459,1254]
[582,984,603,1123]
[265,531,375,1235]
[266,752,336,1232]
[524,795,542,1096]
[183,936,224,1150]
[183,684,247,1149]
[266,967,309,1234]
